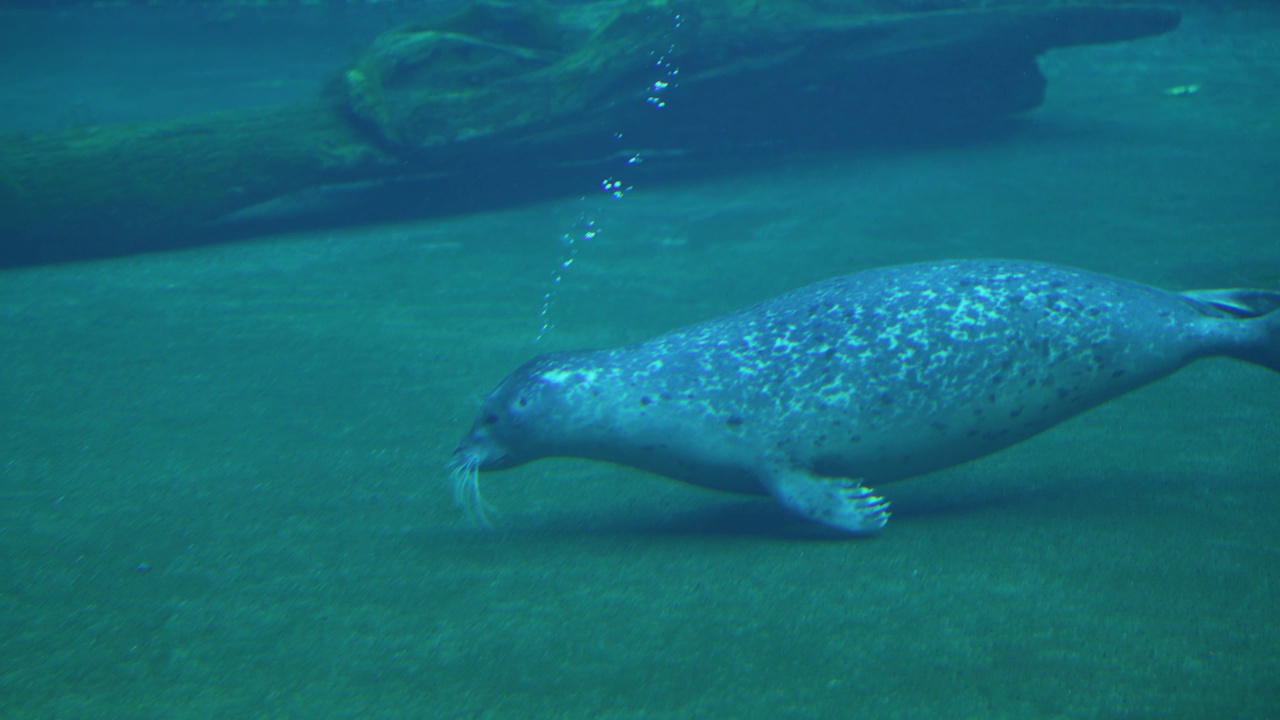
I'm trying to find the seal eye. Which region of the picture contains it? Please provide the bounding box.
[517,396,529,408]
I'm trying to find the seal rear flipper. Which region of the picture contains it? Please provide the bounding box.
[1249,307,1280,373]
[1181,288,1280,319]
[764,469,891,536]
[1183,288,1280,373]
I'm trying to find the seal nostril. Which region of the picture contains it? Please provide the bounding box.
[482,412,500,425]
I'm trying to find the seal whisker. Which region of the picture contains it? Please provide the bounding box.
[450,456,497,529]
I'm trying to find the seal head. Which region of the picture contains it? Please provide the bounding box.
[452,354,577,472]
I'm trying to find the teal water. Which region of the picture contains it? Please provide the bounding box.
[2,5,1279,719]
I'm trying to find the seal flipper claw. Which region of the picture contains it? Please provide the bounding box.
[766,469,891,536]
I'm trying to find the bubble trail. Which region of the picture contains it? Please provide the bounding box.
[534,12,682,343]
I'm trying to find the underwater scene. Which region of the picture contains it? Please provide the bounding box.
[0,0,1277,717]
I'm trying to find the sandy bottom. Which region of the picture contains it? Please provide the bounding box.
[1,5,1278,719]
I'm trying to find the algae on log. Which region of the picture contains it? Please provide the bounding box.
[0,1,1180,266]
[340,2,1181,160]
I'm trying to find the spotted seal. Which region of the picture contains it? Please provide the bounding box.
[450,259,1280,535]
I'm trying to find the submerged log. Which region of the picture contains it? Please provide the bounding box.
[0,1,1180,266]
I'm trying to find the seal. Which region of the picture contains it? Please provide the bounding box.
[450,259,1280,535]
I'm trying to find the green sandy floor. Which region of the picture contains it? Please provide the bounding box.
[2,6,1278,719]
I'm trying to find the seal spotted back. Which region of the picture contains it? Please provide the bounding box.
[451,259,1280,535]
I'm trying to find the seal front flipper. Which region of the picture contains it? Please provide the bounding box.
[764,468,892,536]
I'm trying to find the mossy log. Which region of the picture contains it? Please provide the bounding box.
[0,103,399,265]
[0,1,1180,266]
